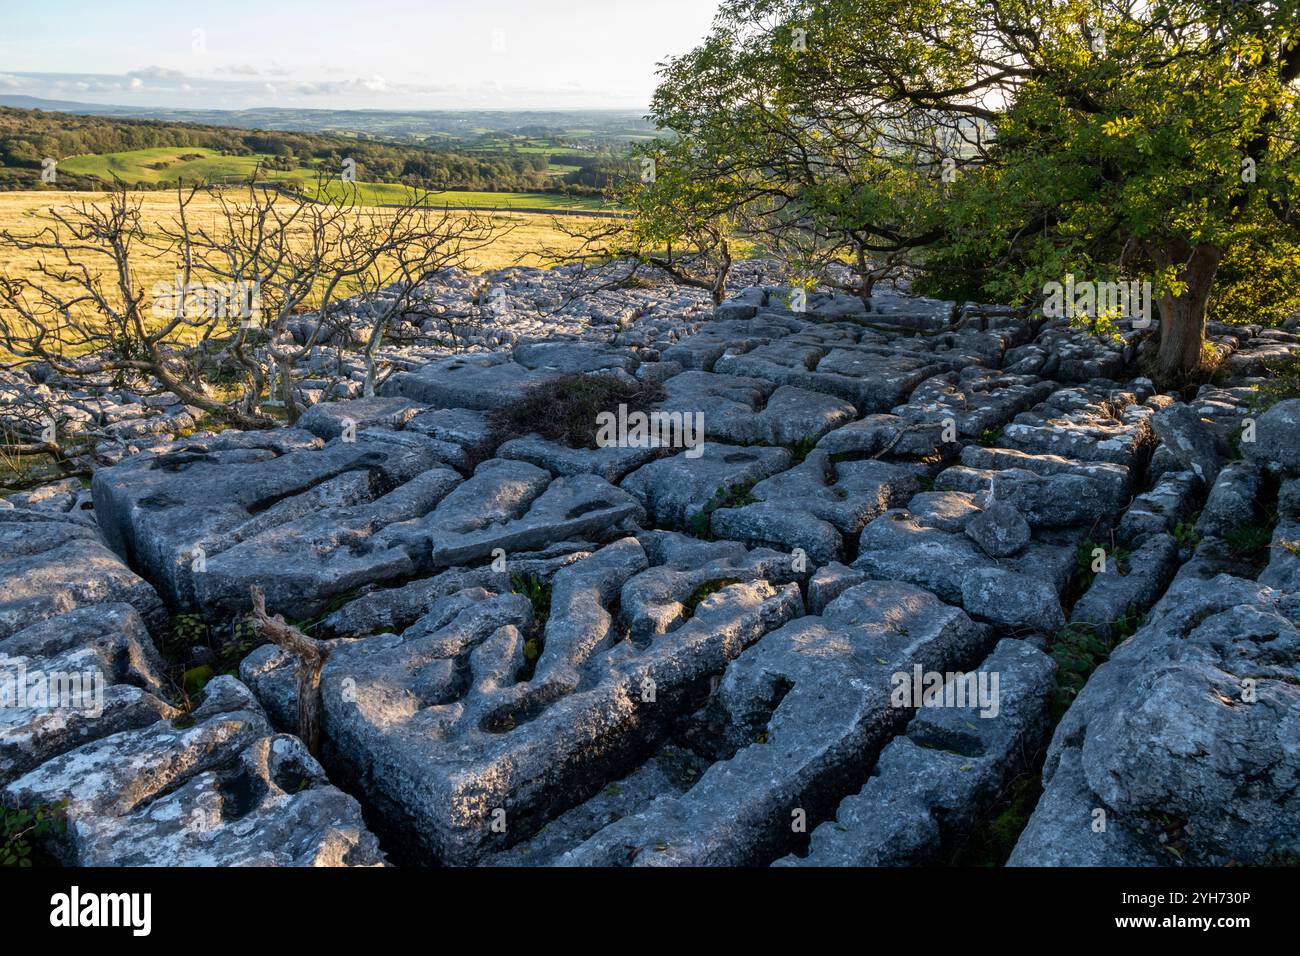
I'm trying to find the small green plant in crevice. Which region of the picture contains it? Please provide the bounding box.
[164,612,263,707]
[171,612,207,646]
[716,481,760,510]
[1225,425,1246,461]
[1068,539,1132,601]
[685,578,741,613]
[510,572,553,679]
[976,427,1003,448]
[223,619,259,661]
[916,474,936,493]
[947,772,1042,867]
[1224,512,1276,567]
[1049,608,1145,722]
[1172,520,1201,548]
[287,590,357,637]
[785,433,821,465]
[1111,608,1145,644]
[1080,538,1131,573]
[511,572,552,624]
[1050,622,1123,722]
[689,481,758,539]
[1,801,66,867]
[1141,811,1191,862]
[1067,539,1099,605]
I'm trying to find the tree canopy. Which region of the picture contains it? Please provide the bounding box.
[632,0,1300,378]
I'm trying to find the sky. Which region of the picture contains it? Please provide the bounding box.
[0,0,721,110]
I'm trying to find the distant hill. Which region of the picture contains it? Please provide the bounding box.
[0,95,146,113]
[0,95,657,148]
[0,102,633,196]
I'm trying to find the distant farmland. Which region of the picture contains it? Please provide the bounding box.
[58,146,306,185]
[55,147,611,212]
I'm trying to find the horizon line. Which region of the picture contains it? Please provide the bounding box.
[0,95,654,116]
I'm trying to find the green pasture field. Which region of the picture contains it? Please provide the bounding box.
[59,147,314,185]
[56,147,609,210]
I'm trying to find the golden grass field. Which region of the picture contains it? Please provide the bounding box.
[0,189,600,346]
[0,189,594,271]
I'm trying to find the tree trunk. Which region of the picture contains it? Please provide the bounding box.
[279,358,299,424]
[710,239,732,305]
[854,245,874,309]
[1151,241,1223,380]
[248,585,330,756]
[148,349,274,430]
[363,325,384,398]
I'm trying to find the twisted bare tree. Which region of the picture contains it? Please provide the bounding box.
[0,179,505,445]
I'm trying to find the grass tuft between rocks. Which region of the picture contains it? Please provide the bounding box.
[1050,612,1144,722]
[1223,508,1278,571]
[948,772,1042,867]
[685,578,741,612]
[490,373,665,450]
[689,482,759,538]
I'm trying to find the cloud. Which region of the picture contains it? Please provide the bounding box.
[127,66,186,80]
[216,62,292,78]
[287,76,392,96]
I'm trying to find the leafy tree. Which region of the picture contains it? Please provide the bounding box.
[646,0,1300,379]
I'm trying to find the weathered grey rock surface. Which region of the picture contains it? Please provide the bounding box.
[1012,574,1300,866]
[5,677,385,866]
[778,638,1055,866]
[5,274,1299,867]
[0,504,386,866]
